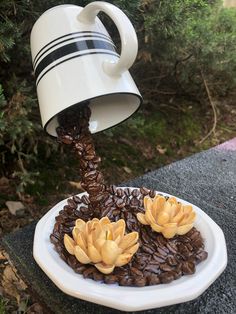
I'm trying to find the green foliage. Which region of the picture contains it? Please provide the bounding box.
[140,0,236,94]
[0,298,7,314]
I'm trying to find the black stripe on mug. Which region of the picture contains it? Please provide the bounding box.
[33,34,116,68]
[34,39,117,81]
[36,51,119,86]
[33,31,113,64]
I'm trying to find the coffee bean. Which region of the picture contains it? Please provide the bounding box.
[93,272,104,281]
[131,189,139,197]
[157,247,168,257]
[119,276,133,286]
[166,256,178,266]
[130,267,143,277]
[104,275,117,284]
[115,198,125,208]
[141,230,150,244]
[153,253,165,263]
[159,272,174,284]
[142,245,155,254]
[196,250,208,262]
[83,266,96,278]
[172,269,182,280]
[50,234,60,245]
[60,253,68,262]
[80,206,90,214]
[130,197,140,208]
[108,185,116,194]
[124,187,131,196]
[67,198,77,208]
[166,242,177,254]
[149,190,156,198]
[133,276,146,287]
[181,261,195,275]
[160,263,173,272]
[96,172,103,183]
[192,237,204,249]
[147,274,160,285]
[186,243,193,251]
[73,195,82,203]
[116,188,124,197]
[140,187,150,195]
[61,135,73,144]
[67,255,78,268]
[81,195,90,205]
[104,197,114,207]
[74,142,83,151]
[145,264,160,274]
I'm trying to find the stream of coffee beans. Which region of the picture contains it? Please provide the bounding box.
[50,104,208,286]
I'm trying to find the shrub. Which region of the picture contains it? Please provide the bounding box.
[139,0,236,95]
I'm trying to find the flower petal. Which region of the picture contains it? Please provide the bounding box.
[101,240,121,265]
[72,227,79,242]
[100,217,111,226]
[114,235,121,245]
[124,243,139,255]
[64,234,76,255]
[183,205,193,214]
[145,208,156,224]
[162,223,178,239]
[157,211,170,225]
[74,245,91,264]
[76,232,87,253]
[177,224,193,235]
[163,201,172,215]
[172,207,184,223]
[75,219,86,231]
[168,196,178,205]
[137,213,149,225]
[95,263,115,274]
[153,195,166,212]
[144,196,153,211]
[113,226,124,241]
[151,223,163,233]
[178,211,196,226]
[113,219,125,239]
[88,244,102,263]
[94,237,106,252]
[115,253,133,267]
[119,232,139,251]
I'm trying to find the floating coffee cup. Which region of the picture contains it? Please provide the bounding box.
[30,2,142,137]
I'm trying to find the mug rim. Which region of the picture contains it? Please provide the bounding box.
[44,91,143,138]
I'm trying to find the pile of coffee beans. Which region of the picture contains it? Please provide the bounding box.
[56,103,109,215]
[50,104,208,286]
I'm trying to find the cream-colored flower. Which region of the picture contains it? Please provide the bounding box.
[64,217,139,274]
[137,195,196,239]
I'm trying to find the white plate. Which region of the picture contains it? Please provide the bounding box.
[33,188,227,311]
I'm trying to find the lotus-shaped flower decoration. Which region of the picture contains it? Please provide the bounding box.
[64,217,139,274]
[137,195,196,238]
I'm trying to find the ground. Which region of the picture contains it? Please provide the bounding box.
[0,91,235,313]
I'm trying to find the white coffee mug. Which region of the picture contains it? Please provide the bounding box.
[30,2,142,137]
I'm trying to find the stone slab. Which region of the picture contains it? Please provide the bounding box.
[2,138,236,314]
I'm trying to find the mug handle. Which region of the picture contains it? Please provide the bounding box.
[78,1,138,76]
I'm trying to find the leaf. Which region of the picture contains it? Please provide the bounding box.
[69,181,82,189]
[1,265,27,303]
[156,145,167,155]
[123,166,132,174]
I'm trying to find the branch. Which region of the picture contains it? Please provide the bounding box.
[199,70,217,144]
